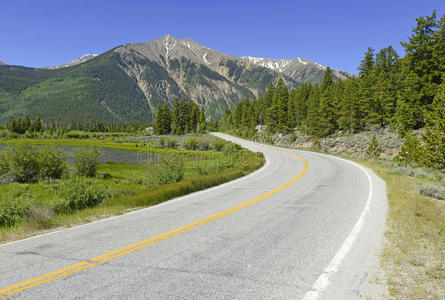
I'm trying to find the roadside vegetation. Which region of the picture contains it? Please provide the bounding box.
[364,161,445,298]
[0,135,264,243]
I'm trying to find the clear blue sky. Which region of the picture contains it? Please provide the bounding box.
[1,0,443,74]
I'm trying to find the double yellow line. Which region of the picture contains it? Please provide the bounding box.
[0,148,308,298]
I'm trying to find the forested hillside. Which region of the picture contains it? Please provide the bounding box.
[0,50,152,124]
[221,11,444,168]
[0,34,352,124]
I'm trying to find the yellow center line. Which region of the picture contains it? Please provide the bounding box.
[0,147,308,298]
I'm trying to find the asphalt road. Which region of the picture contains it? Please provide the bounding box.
[0,133,387,299]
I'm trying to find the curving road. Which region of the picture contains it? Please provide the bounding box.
[0,133,387,299]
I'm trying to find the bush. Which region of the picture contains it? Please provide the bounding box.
[211,138,225,151]
[366,135,383,158]
[166,138,177,149]
[158,137,167,148]
[197,138,210,151]
[397,134,425,167]
[65,131,89,139]
[288,133,297,143]
[0,153,9,175]
[25,206,54,229]
[182,136,198,150]
[38,147,67,180]
[72,147,102,177]
[148,155,184,185]
[412,168,440,181]
[419,184,445,200]
[55,177,111,213]
[223,143,242,155]
[390,166,415,177]
[0,193,34,227]
[7,145,40,183]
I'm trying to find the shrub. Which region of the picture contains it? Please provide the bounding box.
[158,137,167,148]
[0,153,9,175]
[211,138,225,151]
[195,164,209,176]
[55,177,111,213]
[7,145,40,183]
[182,136,198,150]
[148,155,184,185]
[412,168,439,181]
[25,206,54,229]
[223,143,242,155]
[397,134,425,167]
[366,135,383,158]
[419,184,445,200]
[65,131,89,139]
[288,133,297,143]
[0,194,34,227]
[72,147,102,177]
[390,166,415,177]
[197,138,210,151]
[166,138,177,149]
[38,147,67,180]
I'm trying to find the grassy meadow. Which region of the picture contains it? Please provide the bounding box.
[0,134,264,243]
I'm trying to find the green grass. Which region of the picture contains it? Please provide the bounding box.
[0,139,264,244]
[0,137,224,157]
[360,161,445,299]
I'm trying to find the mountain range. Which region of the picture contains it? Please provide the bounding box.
[0,35,351,124]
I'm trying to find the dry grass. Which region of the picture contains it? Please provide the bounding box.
[362,161,445,299]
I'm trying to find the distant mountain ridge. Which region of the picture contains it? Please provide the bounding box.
[49,54,98,69]
[0,35,351,124]
[0,61,6,65]
[242,56,350,83]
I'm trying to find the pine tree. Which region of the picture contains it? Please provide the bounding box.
[265,105,279,133]
[305,85,322,137]
[22,115,31,132]
[358,47,375,77]
[422,79,445,169]
[170,98,180,135]
[343,78,361,132]
[273,79,290,132]
[366,135,383,158]
[189,104,199,132]
[154,104,171,135]
[318,68,337,136]
[395,72,422,133]
[401,10,443,108]
[398,133,424,167]
[29,116,44,133]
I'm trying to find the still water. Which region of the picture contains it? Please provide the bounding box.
[0,145,151,165]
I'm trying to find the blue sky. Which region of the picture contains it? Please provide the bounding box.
[0,0,443,74]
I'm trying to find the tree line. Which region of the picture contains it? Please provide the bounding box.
[222,11,444,169]
[3,116,148,135]
[154,97,207,135]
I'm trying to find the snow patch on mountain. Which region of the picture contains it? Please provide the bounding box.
[163,34,177,57]
[242,56,292,72]
[49,54,98,69]
[203,52,210,64]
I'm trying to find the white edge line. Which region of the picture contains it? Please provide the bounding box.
[0,139,270,249]
[296,150,374,300]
